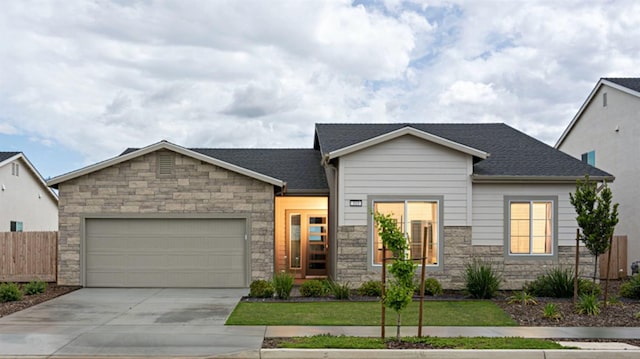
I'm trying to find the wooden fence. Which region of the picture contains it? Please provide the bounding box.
[0,231,57,282]
[600,235,628,279]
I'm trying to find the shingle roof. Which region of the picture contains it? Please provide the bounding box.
[0,152,20,163]
[604,77,640,92]
[122,147,328,192]
[314,123,612,178]
[192,149,327,192]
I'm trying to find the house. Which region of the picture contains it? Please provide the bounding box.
[556,77,640,274]
[0,152,58,232]
[47,123,611,289]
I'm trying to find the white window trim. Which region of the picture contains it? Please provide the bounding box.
[367,195,444,271]
[504,196,558,260]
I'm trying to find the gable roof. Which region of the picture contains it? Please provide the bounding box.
[190,149,327,193]
[0,151,58,201]
[49,141,328,193]
[556,77,640,147]
[320,126,488,160]
[315,123,613,182]
[0,152,21,162]
[48,141,287,189]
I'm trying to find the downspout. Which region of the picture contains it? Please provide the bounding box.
[322,154,339,280]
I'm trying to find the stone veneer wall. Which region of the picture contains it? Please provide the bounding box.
[57,150,274,286]
[336,225,594,289]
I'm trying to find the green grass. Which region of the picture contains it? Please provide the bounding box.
[273,335,567,349]
[226,301,516,326]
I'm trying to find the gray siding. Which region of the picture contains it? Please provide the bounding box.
[472,183,578,246]
[338,135,472,226]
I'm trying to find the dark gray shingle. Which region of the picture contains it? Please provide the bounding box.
[0,152,21,162]
[604,77,640,92]
[122,147,328,192]
[314,123,612,178]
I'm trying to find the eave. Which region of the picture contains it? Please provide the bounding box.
[1,153,58,202]
[47,140,286,189]
[471,174,615,184]
[555,78,640,148]
[327,126,489,160]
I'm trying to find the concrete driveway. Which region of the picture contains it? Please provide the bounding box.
[0,288,265,358]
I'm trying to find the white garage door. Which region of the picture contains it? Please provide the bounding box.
[85,218,247,288]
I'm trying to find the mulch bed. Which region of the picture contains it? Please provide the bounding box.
[261,280,640,349]
[0,283,80,318]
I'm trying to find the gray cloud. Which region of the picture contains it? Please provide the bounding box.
[1,0,639,167]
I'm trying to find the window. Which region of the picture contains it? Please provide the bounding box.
[508,200,554,256]
[11,163,19,176]
[581,150,595,166]
[10,221,23,232]
[603,92,607,107]
[372,200,439,266]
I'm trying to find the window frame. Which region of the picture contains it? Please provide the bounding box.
[367,195,444,271]
[10,221,23,232]
[504,196,558,260]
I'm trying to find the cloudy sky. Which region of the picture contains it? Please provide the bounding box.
[1,0,639,179]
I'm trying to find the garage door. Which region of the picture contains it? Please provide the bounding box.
[85,218,247,288]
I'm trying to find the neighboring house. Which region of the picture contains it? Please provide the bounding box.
[47,123,610,289]
[0,152,58,232]
[556,77,640,274]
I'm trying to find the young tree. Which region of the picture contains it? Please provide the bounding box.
[569,175,619,282]
[373,212,416,342]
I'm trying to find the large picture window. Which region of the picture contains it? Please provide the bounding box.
[372,200,439,266]
[508,200,554,255]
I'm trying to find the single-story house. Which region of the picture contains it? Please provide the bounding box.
[1,151,58,232]
[47,123,612,289]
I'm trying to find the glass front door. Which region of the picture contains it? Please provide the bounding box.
[286,211,328,277]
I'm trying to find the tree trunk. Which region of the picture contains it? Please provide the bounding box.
[593,255,599,284]
[396,313,401,342]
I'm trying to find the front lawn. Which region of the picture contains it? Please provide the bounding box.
[226,301,516,326]
[267,335,567,349]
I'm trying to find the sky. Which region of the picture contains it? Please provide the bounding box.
[1,0,639,180]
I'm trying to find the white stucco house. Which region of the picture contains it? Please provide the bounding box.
[556,77,640,274]
[0,152,58,232]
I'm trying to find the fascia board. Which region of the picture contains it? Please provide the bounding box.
[327,127,489,160]
[2,153,58,202]
[47,141,285,188]
[471,175,615,184]
[556,79,640,148]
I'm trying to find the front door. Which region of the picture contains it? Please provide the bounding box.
[286,210,328,277]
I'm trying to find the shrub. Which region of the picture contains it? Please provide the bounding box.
[578,279,602,296]
[328,280,351,300]
[525,267,599,298]
[576,293,601,316]
[620,274,640,299]
[524,267,574,298]
[507,291,537,305]
[0,282,23,302]
[417,278,443,296]
[357,280,382,297]
[23,280,47,295]
[464,259,502,299]
[300,280,326,297]
[249,280,274,298]
[273,272,294,300]
[543,303,562,320]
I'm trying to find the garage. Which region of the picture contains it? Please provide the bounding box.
[85,218,247,288]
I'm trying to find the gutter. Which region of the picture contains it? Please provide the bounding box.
[471,175,615,184]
